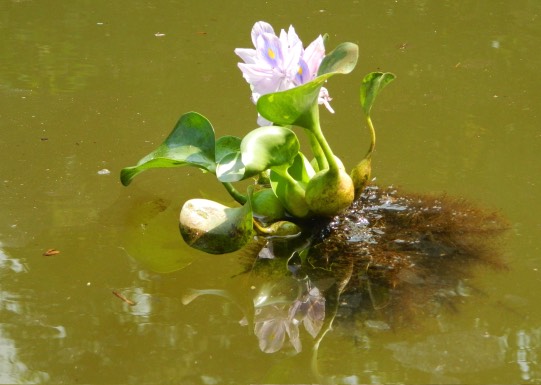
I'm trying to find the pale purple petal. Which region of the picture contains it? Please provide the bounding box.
[302,296,325,338]
[284,25,302,50]
[257,115,272,127]
[295,58,310,85]
[256,33,284,68]
[285,321,302,353]
[251,21,275,47]
[279,26,303,80]
[283,44,303,81]
[237,63,275,91]
[236,21,334,125]
[234,48,257,64]
[237,62,293,96]
[255,318,287,353]
[303,35,326,79]
[318,86,334,113]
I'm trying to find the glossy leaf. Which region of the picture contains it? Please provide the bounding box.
[257,42,359,128]
[179,191,254,254]
[269,155,313,219]
[317,42,359,77]
[251,188,286,223]
[217,126,300,182]
[215,135,241,163]
[216,152,245,183]
[242,126,300,173]
[121,112,216,186]
[286,152,315,186]
[360,72,396,117]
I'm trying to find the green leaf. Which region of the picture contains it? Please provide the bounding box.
[269,154,314,219]
[215,135,241,163]
[257,42,359,128]
[317,42,359,76]
[215,136,244,183]
[179,190,254,254]
[286,152,315,186]
[120,112,216,186]
[360,72,396,117]
[217,126,300,183]
[241,126,300,174]
[216,152,245,183]
[257,77,329,128]
[269,170,310,218]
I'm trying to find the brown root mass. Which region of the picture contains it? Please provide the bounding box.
[308,185,509,326]
[242,185,510,328]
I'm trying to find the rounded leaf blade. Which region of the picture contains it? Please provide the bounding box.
[360,72,396,117]
[121,112,216,186]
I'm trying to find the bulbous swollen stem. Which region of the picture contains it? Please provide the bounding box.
[305,103,339,172]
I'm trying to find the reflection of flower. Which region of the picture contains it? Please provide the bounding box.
[254,305,302,353]
[291,286,325,338]
[235,21,333,125]
[253,279,325,353]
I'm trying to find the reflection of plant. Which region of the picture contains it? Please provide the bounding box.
[253,278,325,353]
[120,21,395,255]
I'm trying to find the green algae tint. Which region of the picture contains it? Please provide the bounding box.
[1,1,540,384]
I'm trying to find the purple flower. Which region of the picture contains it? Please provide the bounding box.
[235,21,334,125]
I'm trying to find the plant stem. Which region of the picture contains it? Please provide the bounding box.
[306,103,339,172]
[221,182,247,205]
[305,129,328,171]
[364,115,376,159]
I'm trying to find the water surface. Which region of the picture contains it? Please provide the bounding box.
[1,1,540,383]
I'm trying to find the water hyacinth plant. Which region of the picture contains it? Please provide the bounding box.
[120,22,510,369]
[121,21,395,255]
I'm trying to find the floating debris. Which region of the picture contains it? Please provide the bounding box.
[97,168,111,175]
[112,290,136,306]
[42,249,60,256]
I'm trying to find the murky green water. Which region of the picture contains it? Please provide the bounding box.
[1,1,540,383]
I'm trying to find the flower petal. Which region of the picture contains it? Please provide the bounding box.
[285,320,302,353]
[303,35,326,79]
[234,48,257,64]
[256,33,284,68]
[237,63,292,96]
[295,58,310,85]
[255,319,287,353]
[318,86,335,113]
[251,21,275,47]
[283,25,302,50]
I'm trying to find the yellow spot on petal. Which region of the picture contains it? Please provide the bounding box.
[298,66,303,75]
[267,48,275,60]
